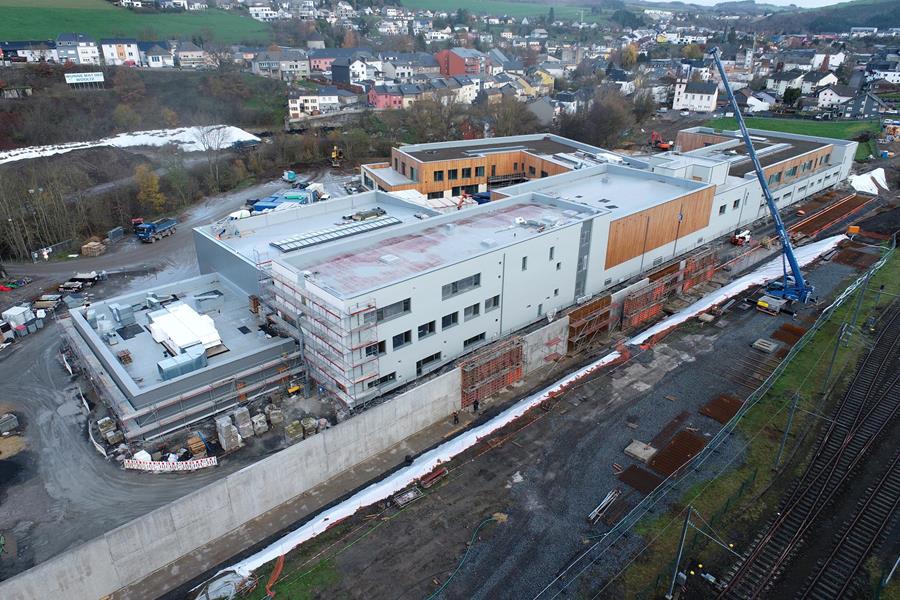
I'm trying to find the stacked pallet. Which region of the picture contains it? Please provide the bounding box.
[81,241,106,257]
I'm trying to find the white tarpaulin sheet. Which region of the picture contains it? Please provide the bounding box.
[219,234,846,580]
[629,234,846,345]
[0,125,259,166]
[848,168,888,195]
[147,302,221,352]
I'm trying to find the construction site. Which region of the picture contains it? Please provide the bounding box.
[3,108,899,600]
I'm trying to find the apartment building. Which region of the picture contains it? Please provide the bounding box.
[99,38,140,66]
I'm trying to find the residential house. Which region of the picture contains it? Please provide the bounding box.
[779,50,815,72]
[800,71,838,95]
[248,2,285,22]
[368,84,404,109]
[672,79,718,112]
[817,84,856,108]
[335,1,355,18]
[606,68,635,95]
[252,49,309,80]
[100,38,140,66]
[434,48,493,77]
[176,41,206,68]
[306,32,325,49]
[171,0,208,9]
[308,47,372,72]
[766,69,805,97]
[870,68,900,84]
[143,44,174,68]
[0,41,58,63]
[811,51,845,70]
[838,92,889,119]
[735,88,772,113]
[56,33,99,65]
[849,27,877,38]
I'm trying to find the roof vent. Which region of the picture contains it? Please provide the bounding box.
[607,204,619,209]
[379,254,400,264]
[601,176,609,184]
[481,238,498,248]
[444,223,456,232]
[514,217,527,225]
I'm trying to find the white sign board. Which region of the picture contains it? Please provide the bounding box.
[123,456,218,472]
[64,72,105,84]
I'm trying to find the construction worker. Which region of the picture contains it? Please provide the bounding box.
[452,411,459,425]
[473,399,480,414]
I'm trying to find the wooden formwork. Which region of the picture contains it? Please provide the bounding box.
[459,337,524,407]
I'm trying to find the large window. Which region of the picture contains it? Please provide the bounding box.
[434,170,444,182]
[464,302,480,321]
[367,372,396,389]
[476,166,485,177]
[418,320,436,339]
[441,311,459,329]
[485,294,500,312]
[463,332,486,348]
[448,169,458,180]
[376,298,411,323]
[462,167,472,178]
[392,330,412,350]
[442,273,481,299]
[416,352,442,376]
[365,340,386,357]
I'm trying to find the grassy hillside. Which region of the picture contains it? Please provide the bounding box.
[754,0,900,32]
[0,0,271,44]
[400,0,602,21]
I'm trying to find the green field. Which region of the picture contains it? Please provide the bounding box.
[0,0,270,44]
[400,0,601,21]
[705,117,882,160]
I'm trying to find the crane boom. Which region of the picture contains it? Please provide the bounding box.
[708,47,813,303]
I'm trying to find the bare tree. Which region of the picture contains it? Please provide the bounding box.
[195,124,230,190]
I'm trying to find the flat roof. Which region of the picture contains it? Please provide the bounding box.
[283,195,597,299]
[196,191,436,266]
[493,164,710,218]
[397,133,629,164]
[81,274,287,396]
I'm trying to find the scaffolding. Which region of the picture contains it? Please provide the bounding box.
[458,337,524,407]
[567,294,612,353]
[269,267,379,406]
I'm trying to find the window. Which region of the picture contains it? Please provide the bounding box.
[416,352,442,376]
[464,302,480,321]
[393,158,398,170]
[365,340,386,357]
[521,256,528,271]
[786,166,797,177]
[462,167,472,178]
[554,288,559,297]
[376,298,411,322]
[549,246,555,261]
[485,295,500,312]
[427,191,444,199]
[541,170,548,178]
[476,166,485,177]
[733,199,740,209]
[418,320,436,339]
[537,303,543,316]
[556,262,561,271]
[452,186,461,197]
[367,372,396,389]
[434,170,444,182]
[528,166,536,176]
[441,311,459,330]
[513,162,518,172]
[410,167,416,181]
[448,168,458,180]
[442,273,481,299]
[392,330,412,350]
[718,205,726,215]
[463,332,486,348]
[401,162,406,175]
[491,165,496,176]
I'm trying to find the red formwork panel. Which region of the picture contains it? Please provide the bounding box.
[460,339,525,407]
[625,302,664,329]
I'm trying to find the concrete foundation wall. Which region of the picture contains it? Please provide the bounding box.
[521,315,569,375]
[0,370,461,600]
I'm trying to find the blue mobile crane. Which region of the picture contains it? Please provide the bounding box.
[709,47,814,304]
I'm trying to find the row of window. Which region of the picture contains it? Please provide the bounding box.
[767,153,832,187]
[433,166,485,182]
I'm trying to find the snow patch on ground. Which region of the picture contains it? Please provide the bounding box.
[0,126,259,165]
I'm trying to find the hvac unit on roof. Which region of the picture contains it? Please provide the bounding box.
[379,254,400,264]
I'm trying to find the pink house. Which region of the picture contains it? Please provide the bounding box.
[368,85,403,109]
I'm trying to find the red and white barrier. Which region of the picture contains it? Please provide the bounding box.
[124,456,218,472]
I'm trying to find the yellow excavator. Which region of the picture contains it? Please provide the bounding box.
[330,145,344,168]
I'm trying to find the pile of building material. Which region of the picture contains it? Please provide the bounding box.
[216,415,241,452]
[284,420,304,442]
[0,413,19,433]
[187,433,207,458]
[147,301,222,354]
[233,407,254,439]
[265,404,284,426]
[80,241,106,257]
[251,414,268,435]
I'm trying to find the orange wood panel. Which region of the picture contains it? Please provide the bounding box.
[605,187,714,269]
[675,131,731,152]
[762,145,833,187]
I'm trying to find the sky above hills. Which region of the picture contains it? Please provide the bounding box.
[654,0,848,8]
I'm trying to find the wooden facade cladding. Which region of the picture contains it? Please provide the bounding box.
[381,148,573,195]
[675,131,731,152]
[763,144,833,188]
[604,186,715,269]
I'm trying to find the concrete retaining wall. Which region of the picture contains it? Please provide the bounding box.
[0,370,461,600]
[521,316,569,375]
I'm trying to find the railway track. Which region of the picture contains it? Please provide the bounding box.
[798,451,900,599]
[718,307,900,599]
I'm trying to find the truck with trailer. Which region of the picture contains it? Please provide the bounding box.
[135,218,177,243]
